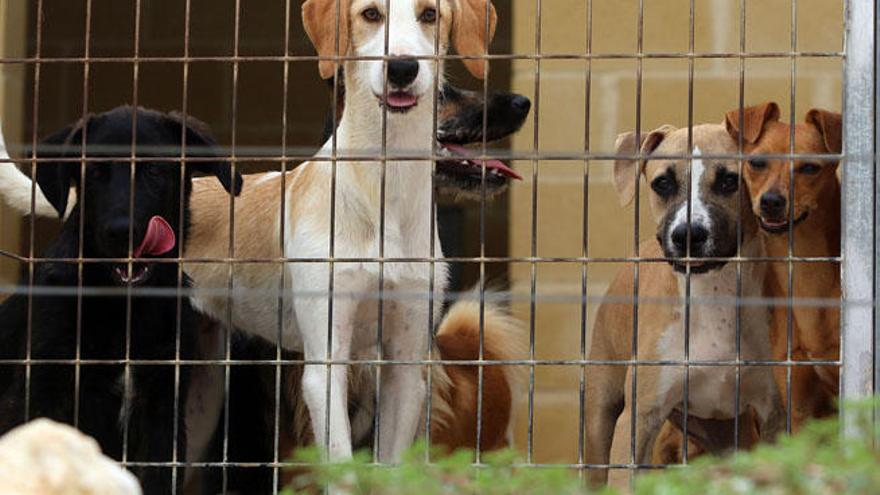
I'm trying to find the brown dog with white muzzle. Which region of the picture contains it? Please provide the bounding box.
[585,124,785,490]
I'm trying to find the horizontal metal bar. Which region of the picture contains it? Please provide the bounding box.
[0,253,844,264]
[0,358,842,367]
[0,151,850,162]
[0,50,844,65]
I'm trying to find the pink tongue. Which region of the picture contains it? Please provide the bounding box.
[386,92,418,108]
[443,144,523,180]
[134,216,176,258]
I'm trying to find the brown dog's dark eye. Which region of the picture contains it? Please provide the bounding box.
[362,7,382,22]
[748,158,767,170]
[419,7,437,23]
[797,162,822,175]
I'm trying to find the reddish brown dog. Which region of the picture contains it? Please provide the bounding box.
[725,102,841,430]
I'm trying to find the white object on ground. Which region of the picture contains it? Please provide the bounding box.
[0,418,142,495]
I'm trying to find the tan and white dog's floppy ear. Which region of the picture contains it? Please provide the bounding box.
[805,108,842,155]
[303,0,350,80]
[724,101,780,145]
[613,125,676,207]
[453,0,497,79]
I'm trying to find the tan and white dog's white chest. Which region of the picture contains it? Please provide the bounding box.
[655,253,773,419]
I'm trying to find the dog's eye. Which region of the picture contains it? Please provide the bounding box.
[797,162,822,175]
[718,173,740,194]
[418,7,437,23]
[748,158,767,170]
[651,175,677,198]
[362,7,382,22]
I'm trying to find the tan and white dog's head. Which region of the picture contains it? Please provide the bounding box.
[303,0,496,114]
[614,124,753,274]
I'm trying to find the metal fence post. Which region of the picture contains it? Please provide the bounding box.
[842,0,875,433]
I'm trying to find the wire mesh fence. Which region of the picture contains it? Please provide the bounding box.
[0,0,873,493]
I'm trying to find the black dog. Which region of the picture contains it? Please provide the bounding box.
[321,74,531,200]
[0,106,241,494]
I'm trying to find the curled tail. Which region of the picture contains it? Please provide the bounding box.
[431,293,526,452]
[0,123,64,218]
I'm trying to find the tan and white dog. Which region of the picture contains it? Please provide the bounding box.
[185,0,501,465]
[584,124,785,489]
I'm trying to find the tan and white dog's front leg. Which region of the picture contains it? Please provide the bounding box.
[298,269,372,462]
[376,299,429,462]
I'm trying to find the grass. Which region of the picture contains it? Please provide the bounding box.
[282,400,879,494]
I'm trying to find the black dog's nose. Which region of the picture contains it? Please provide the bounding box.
[388,59,419,87]
[671,223,709,253]
[511,95,531,114]
[760,192,787,216]
[104,218,132,244]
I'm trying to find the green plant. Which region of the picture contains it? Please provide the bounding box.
[282,400,880,495]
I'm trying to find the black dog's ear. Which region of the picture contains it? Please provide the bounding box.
[33,118,89,217]
[165,112,243,196]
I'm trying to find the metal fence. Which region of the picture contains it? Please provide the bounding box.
[0,0,875,493]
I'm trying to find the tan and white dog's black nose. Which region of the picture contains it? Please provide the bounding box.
[388,58,420,88]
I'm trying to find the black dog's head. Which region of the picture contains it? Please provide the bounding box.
[322,75,531,200]
[434,84,530,200]
[34,106,242,286]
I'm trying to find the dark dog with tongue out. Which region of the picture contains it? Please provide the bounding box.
[0,106,242,494]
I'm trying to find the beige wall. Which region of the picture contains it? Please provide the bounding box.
[0,0,27,289]
[507,0,843,462]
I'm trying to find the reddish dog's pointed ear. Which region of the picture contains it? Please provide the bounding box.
[805,108,842,154]
[724,102,780,145]
[613,124,676,207]
[303,0,350,80]
[453,0,497,79]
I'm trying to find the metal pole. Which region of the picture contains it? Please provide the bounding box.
[841,0,875,434]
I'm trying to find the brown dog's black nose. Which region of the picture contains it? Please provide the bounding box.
[760,192,787,217]
[388,59,419,87]
[671,223,709,254]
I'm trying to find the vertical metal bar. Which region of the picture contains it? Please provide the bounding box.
[841,0,876,431]
[371,0,391,464]
[425,0,441,463]
[526,0,543,466]
[733,0,747,454]
[274,0,293,490]
[628,0,645,484]
[474,0,493,464]
[222,0,243,490]
[24,0,46,425]
[74,0,94,435]
[177,0,193,485]
[578,0,593,480]
[681,0,697,465]
[785,0,799,437]
[122,0,143,478]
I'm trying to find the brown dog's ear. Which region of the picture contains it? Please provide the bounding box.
[303,0,350,80]
[805,108,842,154]
[724,102,780,145]
[453,0,497,79]
[613,125,676,207]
